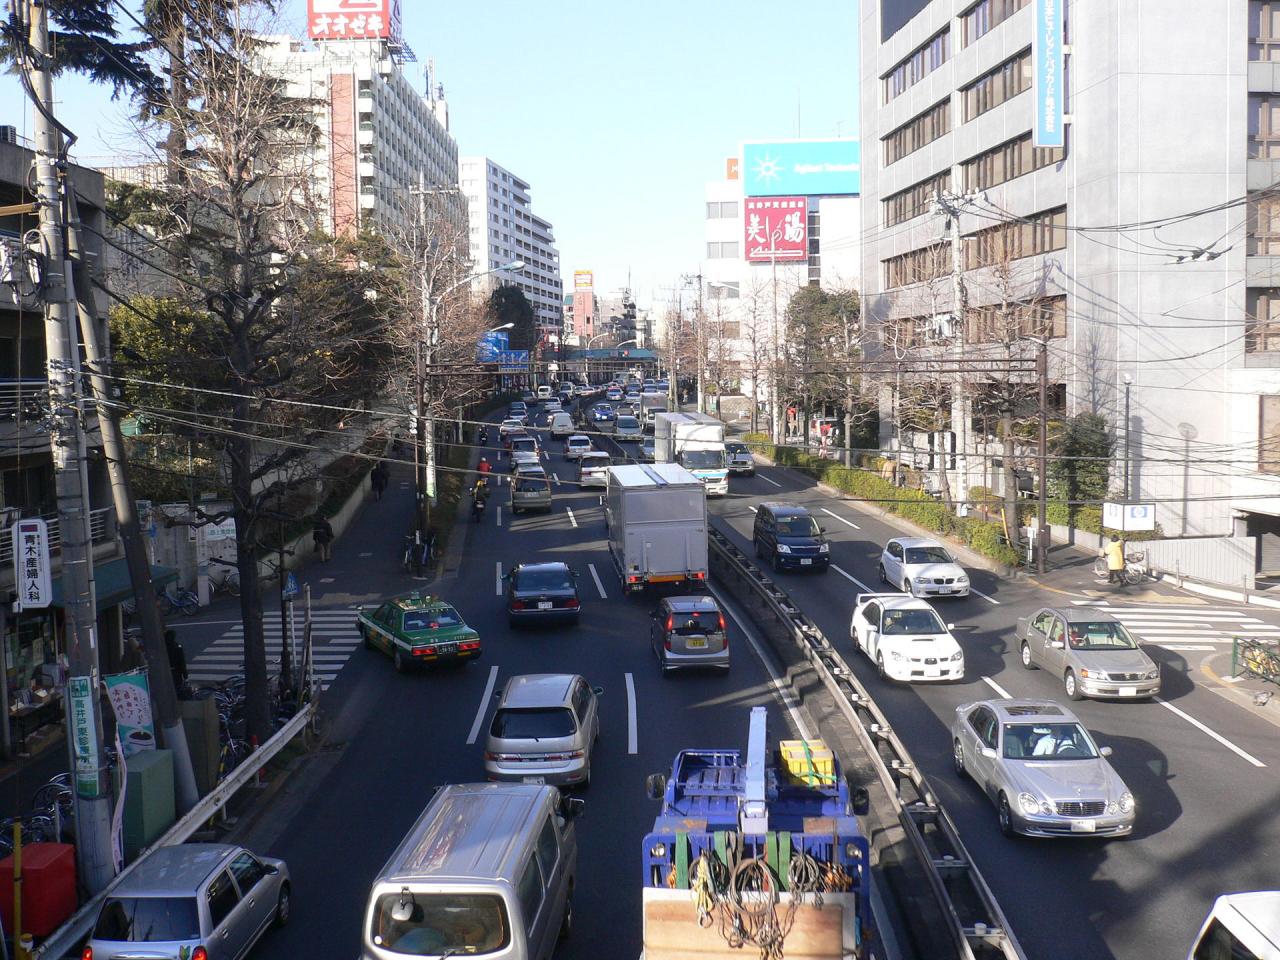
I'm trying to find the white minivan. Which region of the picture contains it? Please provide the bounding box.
[536,385,553,401]
[549,412,576,439]
[362,783,583,960]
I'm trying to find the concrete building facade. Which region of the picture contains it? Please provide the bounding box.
[459,157,563,334]
[860,0,1273,540]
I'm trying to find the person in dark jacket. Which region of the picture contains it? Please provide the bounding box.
[313,516,334,561]
[165,628,188,696]
[371,461,389,501]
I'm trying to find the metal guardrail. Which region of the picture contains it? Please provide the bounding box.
[34,702,317,959]
[708,528,1026,960]
[1233,636,1280,686]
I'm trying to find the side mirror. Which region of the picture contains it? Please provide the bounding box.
[946,623,956,631]
[1051,641,1065,649]
[980,747,997,760]
[592,685,604,696]
[263,863,280,875]
[1099,746,1113,758]
[563,797,586,820]
[819,525,828,534]
[645,773,668,800]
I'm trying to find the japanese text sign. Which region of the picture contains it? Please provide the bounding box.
[743,197,809,262]
[106,671,158,758]
[12,517,51,610]
[307,0,397,41]
[68,675,101,796]
[1034,0,1064,147]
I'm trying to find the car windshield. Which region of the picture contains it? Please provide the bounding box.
[403,608,461,631]
[515,478,548,493]
[1066,621,1138,650]
[515,568,573,591]
[905,546,953,564]
[511,438,537,452]
[491,707,576,739]
[94,897,200,942]
[618,417,639,428]
[726,443,748,455]
[1002,722,1098,760]
[569,437,589,446]
[777,516,820,537]
[880,609,946,635]
[582,455,609,467]
[501,420,521,429]
[669,609,722,634]
[370,892,510,956]
[682,450,725,469]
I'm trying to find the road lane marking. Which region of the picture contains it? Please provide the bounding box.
[587,563,607,599]
[982,675,1012,699]
[496,506,502,527]
[1154,697,1266,767]
[495,562,503,596]
[760,474,783,487]
[709,584,812,740]
[747,505,758,513]
[566,506,578,528]
[971,588,1000,605]
[626,672,638,754]
[1158,644,1217,651]
[467,666,500,744]
[831,564,874,593]
[820,507,860,530]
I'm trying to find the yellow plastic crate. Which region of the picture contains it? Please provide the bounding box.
[779,739,836,785]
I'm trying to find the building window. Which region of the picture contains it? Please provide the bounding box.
[706,241,739,259]
[962,0,1029,46]
[1252,1,1280,60]
[1249,96,1280,159]
[883,170,951,227]
[708,282,740,299]
[883,29,950,102]
[1248,194,1280,254]
[963,132,1062,190]
[1248,289,1280,352]
[965,295,1067,343]
[961,49,1032,121]
[705,201,738,218]
[1261,395,1280,473]
[883,243,948,289]
[964,207,1067,269]
[883,99,951,166]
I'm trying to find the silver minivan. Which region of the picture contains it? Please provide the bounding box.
[361,783,582,960]
[485,674,601,788]
[511,466,553,514]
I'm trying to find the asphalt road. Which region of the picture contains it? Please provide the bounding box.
[169,394,1280,960]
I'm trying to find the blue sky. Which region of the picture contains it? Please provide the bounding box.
[2,0,859,306]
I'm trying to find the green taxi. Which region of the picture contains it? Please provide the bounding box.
[355,592,481,672]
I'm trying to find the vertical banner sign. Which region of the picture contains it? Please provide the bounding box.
[12,518,51,610]
[105,670,158,757]
[68,675,101,796]
[743,197,809,262]
[1034,0,1065,147]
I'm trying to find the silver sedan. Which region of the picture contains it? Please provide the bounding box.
[1016,606,1160,700]
[951,698,1135,838]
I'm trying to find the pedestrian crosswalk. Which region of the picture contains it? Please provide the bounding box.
[186,609,362,691]
[1070,600,1280,650]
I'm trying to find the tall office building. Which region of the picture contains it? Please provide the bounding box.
[861,0,1271,538]
[459,157,563,334]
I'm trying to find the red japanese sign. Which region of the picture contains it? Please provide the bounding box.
[307,0,399,41]
[743,197,808,262]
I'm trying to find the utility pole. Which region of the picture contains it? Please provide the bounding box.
[770,256,781,443]
[937,192,972,513]
[1122,374,1132,500]
[66,191,198,814]
[681,273,705,413]
[842,307,856,468]
[23,0,115,891]
[1036,339,1049,574]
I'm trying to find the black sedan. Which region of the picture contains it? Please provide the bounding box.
[504,561,581,627]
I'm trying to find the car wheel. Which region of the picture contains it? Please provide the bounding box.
[362,626,373,651]
[580,765,591,790]
[559,893,573,941]
[902,579,913,597]
[274,882,291,927]
[1064,669,1084,701]
[394,648,408,674]
[953,740,967,778]
[998,794,1016,837]
[773,553,784,573]
[875,653,887,681]
[661,658,673,678]
[878,563,887,584]
[1020,642,1036,670]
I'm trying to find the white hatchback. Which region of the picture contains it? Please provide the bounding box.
[879,537,970,598]
[564,435,593,460]
[850,593,964,682]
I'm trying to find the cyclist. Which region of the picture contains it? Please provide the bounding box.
[1103,534,1126,584]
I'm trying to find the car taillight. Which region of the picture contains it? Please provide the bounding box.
[691,571,706,580]
[666,615,674,631]
[627,575,641,583]
[511,600,526,610]
[414,646,436,657]
[81,948,92,960]
[718,614,727,632]
[565,597,581,608]
[460,641,480,651]
[664,637,672,651]
[192,949,209,960]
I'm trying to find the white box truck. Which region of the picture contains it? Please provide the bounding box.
[653,412,729,496]
[604,463,708,594]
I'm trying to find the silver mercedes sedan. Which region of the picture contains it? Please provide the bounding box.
[1016,606,1161,701]
[951,698,1135,838]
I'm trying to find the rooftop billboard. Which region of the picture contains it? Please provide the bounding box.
[741,139,861,198]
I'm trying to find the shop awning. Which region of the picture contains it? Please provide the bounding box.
[52,557,179,611]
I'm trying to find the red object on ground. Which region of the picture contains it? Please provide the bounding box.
[0,842,77,936]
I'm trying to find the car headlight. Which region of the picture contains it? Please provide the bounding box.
[889,650,904,661]
[818,543,830,553]
[1117,792,1134,814]
[950,651,964,662]
[957,575,969,583]
[914,575,928,583]
[776,544,792,554]
[1144,668,1160,681]
[1018,793,1042,816]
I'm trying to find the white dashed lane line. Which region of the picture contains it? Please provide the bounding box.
[820,507,860,530]
[467,665,500,745]
[587,563,608,599]
[495,562,504,596]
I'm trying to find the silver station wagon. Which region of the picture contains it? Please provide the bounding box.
[1016,606,1161,700]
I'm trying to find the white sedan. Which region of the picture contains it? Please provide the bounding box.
[498,418,526,438]
[849,593,964,682]
[878,537,970,598]
[564,435,593,460]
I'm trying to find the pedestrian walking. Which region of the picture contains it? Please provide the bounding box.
[312,515,335,562]
[371,461,389,501]
[1104,533,1126,584]
[164,628,189,697]
[121,633,146,671]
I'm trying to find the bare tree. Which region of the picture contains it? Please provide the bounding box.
[740,274,773,434]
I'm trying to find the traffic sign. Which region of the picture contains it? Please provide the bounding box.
[284,572,300,599]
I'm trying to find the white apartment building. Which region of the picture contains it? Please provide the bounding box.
[258,35,460,239]
[859,0,1280,543]
[460,157,563,334]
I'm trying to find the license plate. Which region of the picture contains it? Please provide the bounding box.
[1120,688,1136,697]
[800,558,812,566]
[925,668,941,678]
[437,643,456,654]
[537,601,553,610]
[522,776,546,784]
[686,638,707,649]
[1071,819,1097,833]
[938,587,952,594]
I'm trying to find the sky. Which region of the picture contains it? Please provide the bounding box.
[2,0,859,308]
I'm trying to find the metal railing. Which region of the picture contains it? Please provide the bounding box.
[33,701,317,959]
[1234,636,1280,687]
[0,507,117,565]
[708,527,1026,960]
[0,377,47,425]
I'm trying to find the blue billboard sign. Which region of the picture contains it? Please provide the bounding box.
[741,139,861,198]
[1033,0,1064,147]
[477,330,510,362]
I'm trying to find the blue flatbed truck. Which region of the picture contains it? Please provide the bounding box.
[639,707,871,959]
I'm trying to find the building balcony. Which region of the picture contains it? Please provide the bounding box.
[0,506,120,576]
[357,126,374,146]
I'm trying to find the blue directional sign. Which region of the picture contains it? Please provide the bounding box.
[283,572,300,599]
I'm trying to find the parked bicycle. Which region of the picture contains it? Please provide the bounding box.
[211,566,240,597]
[159,585,200,617]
